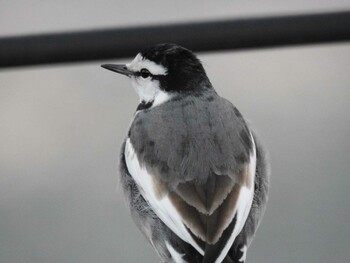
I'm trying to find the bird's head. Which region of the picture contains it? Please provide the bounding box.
[102,43,212,107]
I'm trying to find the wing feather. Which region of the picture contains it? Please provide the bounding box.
[124,133,256,262]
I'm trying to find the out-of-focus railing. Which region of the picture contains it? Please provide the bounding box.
[0,11,350,68]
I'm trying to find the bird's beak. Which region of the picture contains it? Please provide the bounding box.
[101,64,133,76]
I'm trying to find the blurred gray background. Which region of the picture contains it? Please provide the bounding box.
[1,1,350,262]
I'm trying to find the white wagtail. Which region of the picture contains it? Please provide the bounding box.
[101,43,269,263]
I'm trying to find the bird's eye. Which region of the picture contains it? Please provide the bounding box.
[140,68,151,78]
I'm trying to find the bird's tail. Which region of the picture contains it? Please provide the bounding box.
[222,255,234,263]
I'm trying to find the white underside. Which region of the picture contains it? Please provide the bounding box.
[239,245,248,262]
[165,241,186,263]
[124,133,256,262]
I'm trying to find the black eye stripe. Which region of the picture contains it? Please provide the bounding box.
[133,70,164,80]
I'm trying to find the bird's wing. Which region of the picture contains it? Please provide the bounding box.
[124,132,256,263]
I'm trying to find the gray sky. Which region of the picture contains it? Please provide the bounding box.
[1,1,350,262]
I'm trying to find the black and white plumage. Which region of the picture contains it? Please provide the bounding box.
[102,43,269,263]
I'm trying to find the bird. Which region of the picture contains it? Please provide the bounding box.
[101,43,269,263]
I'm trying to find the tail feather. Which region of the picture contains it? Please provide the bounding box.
[222,255,234,263]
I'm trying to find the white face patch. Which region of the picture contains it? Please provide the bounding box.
[126,53,171,108]
[127,53,167,75]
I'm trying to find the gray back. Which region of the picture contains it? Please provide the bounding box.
[129,90,253,187]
